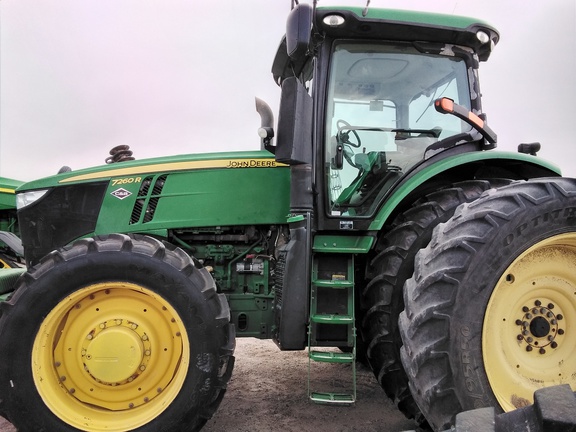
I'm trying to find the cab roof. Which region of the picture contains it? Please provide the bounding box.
[316,7,499,61]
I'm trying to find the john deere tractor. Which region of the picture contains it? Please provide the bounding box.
[0,177,23,270]
[0,4,574,432]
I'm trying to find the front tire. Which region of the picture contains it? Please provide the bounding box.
[399,178,576,431]
[0,234,235,432]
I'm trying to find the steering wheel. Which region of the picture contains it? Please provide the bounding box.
[337,119,361,148]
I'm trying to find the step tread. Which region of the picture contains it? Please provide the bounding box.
[310,392,355,405]
[310,314,354,324]
[309,350,354,363]
[313,279,354,288]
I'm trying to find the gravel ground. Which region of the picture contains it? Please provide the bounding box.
[0,338,417,432]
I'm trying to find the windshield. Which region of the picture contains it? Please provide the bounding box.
[325,42,472,217]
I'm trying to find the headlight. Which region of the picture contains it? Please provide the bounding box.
[16,189,49,209]
[476,30,490,44]
[323,14,345,27]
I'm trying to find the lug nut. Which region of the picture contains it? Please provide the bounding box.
[557,314,563,320]
[517,334,524,341]
[526,346,533,352]
[548,303,554,309]
[539,348,546,354]
[522,306,529,312]
[535,300,542,306]
[551,342,558,349]
[558,329,565,335]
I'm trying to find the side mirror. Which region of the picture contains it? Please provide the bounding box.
[434,97,497,146]
[286,3,312,60]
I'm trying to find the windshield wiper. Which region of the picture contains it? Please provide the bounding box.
[392,128,442,139]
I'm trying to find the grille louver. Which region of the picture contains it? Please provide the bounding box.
[129,175,167,224]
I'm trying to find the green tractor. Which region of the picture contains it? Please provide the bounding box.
[0,4,574,432]
[0,177,24,270]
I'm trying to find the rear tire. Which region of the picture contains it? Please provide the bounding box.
[400,178,576,431]
[0,234,235,432]
[361,180,508,423]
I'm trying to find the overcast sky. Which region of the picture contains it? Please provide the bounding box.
[1,0,575,181]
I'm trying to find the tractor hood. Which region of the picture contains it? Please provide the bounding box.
[16,150,291,266]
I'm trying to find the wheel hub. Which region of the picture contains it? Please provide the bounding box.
[515,300,564,354]
[84,326,145,384]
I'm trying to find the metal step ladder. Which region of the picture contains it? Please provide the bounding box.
[307,252,356,404]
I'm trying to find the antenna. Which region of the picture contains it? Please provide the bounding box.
[362,0,371,17]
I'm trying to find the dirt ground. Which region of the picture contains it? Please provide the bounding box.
[0,338,417,432]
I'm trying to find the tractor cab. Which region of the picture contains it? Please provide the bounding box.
[323,40,476,216]
[270,4,500,229]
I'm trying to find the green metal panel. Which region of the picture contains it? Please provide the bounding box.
[369,151,561,231]
[0,177,23,211]
[320,6,493,29]
[91,151,290,234]
[313,235,373,253]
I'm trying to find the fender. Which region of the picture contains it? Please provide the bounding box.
[369,151,561,231]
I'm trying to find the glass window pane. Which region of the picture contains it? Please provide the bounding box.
[325,42,471,217]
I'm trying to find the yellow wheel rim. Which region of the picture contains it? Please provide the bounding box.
[32,282,190,431]
[484,233,576,411]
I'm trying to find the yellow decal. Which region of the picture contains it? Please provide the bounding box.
[0,187,15,194]
[111,176,142,186]
[226,159,282,168]
[60,158,288,184]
